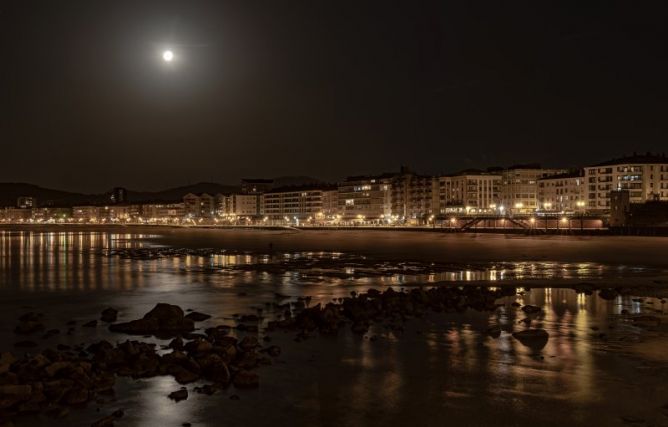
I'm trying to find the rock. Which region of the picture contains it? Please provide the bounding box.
[486,327,502,338]
[512,329,549,350]
[0,384,33,399]
[229,394,240,400]
[64,388,89,405]
[266,345,281,357]
[598,289,618,300]
[197,354,230,384]
[14,340,37,348]
[172,367,200,384]
[194,384,218,395]
[83,320,98,328]
[100,308,118,323]
[168,337,184,350]
[239,336,259,351]
[45,361,72,377]
[91,415,116,427]
[168,388,188,402]
[521,305,542,314]
[0,352,16,375]
[19,312,43,322]
[91,409,124,427]
[14,320,45,335]
[110,303,194,337]
[185,312,211,322]
[239,314,259,323]
[185,339,212,354]
[233,370,259,389]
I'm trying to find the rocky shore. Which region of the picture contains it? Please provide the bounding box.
[1,284,664,426]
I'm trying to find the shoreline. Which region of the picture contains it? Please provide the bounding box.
[2,222,668,237]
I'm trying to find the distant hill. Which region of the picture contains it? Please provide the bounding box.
[0,183,101,207]
[0,178,323,207]
[128,182,240,203]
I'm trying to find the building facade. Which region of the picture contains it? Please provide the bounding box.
[501,166,567,214]
[438,172,501,215]
[321,189,339,219]
[584,154,668,212]
[537,172,586,212]
[262,185,334,222]
[338,175,393,222]
[141,203,186,219]
[218,194,260,217]
[183,193,216,218]
[390,169,438,223]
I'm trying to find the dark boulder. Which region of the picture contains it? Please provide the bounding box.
[109,304,194,337]
[100,308,118,323]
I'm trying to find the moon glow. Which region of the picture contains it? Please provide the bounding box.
[162,50,174,62]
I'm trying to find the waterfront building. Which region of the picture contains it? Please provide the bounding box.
[217,194,260,217]
[0,207,32,221]
[321,189,340,219]
[262,185,334,223]
[584,154,668,212]
[500,165,567,214]
[537,171,586,212]
[338,174,393,222]
[141,203,186,220]
[438,171,502,215]
[72,206,100,221]
[31,207,72,222]
[390,167,439,224]
[183,193,216,218]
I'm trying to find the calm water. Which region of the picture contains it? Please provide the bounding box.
[1,229,668,427]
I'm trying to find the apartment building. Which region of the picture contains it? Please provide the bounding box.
[218,194,260,217]
[438,171,501,215]
[183,193,216,218]
[321,189,339,218]
[338,174,394,221]
[584,154,668,212]
[141,203,186,219]
[537,171,586,212]
[262,185,334,222]
[391,168,438,223]
[501,165,567,214]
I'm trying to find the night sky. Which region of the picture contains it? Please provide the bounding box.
[1,1,667,192]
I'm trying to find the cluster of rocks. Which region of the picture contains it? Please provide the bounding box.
[267,285,518,337]
[103,247,244,260]
[0,304,279,426]
[5,282,660,425]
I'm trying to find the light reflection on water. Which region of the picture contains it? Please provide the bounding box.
[0,231,664,292]
[1,231,668,426]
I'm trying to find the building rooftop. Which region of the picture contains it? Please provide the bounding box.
[265,184,338,194]
[591,153,668,167]
[537,170,584,180]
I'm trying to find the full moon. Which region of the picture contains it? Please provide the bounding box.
[162,50,174,62]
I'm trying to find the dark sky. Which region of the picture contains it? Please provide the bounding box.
[1,1,667,192]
